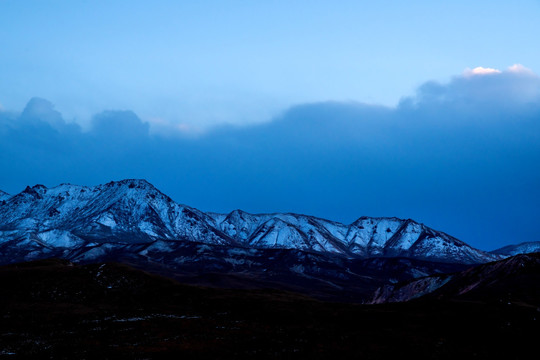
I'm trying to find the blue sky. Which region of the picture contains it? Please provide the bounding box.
[1,1,539,250]
[1,1,539,127]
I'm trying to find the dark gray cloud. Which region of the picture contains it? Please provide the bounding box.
[1,68,539,250]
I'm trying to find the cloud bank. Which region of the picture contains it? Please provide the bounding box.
[1,66,539,250]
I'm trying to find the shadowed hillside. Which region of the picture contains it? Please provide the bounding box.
[0,258,538,359]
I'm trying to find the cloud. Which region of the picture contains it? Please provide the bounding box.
[90,110,149,139]
[507,63,535,75]
[463,66,502,77]
[463,64,536,77]
[145,117,202,138]
[0,66,539,251]
[402,64,540,113]
[20,98,64,127]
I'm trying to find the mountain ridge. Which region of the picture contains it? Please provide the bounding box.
[491,241,540,256]
[0,179,498,264]
[0,179,499,263]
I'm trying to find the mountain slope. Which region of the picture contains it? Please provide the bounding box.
[492,241,540,256]
[0,190,10,202]
[369,252,540,305]
[0,179,498,265]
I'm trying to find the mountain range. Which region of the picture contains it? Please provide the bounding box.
[0,179,536,301]
[0,179,501,261]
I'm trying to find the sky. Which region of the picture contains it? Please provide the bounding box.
[1,1,539,250]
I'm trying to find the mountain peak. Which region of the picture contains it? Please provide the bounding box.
[105,179,154,188]
[353,216,404,224]
[101,179,168,198]
[19,185,45,199]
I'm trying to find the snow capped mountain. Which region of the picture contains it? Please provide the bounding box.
[0,180,226,247]
[0,179,499,264]
[491,241,540,256]
[208,213,497,263]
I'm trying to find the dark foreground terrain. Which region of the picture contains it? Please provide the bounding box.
[0,259,538,359]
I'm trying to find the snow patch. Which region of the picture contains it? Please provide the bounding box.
[96,213,116,228]
[37,230,85,248]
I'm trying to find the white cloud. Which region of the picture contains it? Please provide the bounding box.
[507,63,535,75]
[463,66,502,77]
[463,64,537,78]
